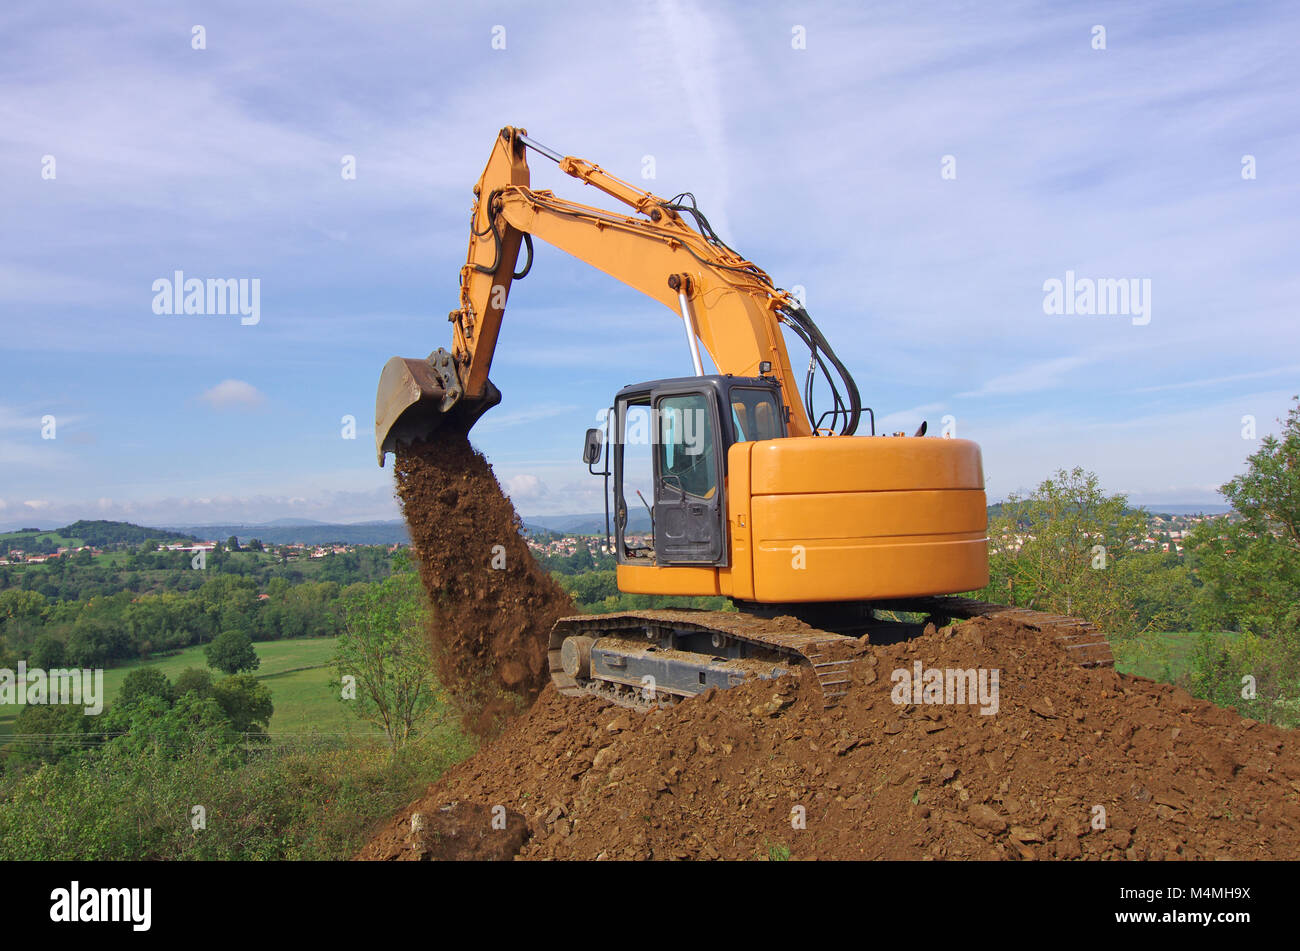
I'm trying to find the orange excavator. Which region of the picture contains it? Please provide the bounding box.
[376,127,1109,708]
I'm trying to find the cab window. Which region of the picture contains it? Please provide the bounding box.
[656,393,716,499]
[730,388,782,442]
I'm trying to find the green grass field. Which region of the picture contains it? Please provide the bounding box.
[0,636,381,744]
[1112,631,1237,682]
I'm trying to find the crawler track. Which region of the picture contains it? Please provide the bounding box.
[877,596,1116,669]
[548,597,1114,709]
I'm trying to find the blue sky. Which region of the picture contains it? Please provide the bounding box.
[2,0,1297,527]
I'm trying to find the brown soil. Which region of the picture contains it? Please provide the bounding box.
[362,613,1300,861]
[356,801,528,861]
[394,435,573,739]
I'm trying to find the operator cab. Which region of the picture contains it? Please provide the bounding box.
[582,375,788,568]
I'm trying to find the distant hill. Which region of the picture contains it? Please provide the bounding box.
[0,520,197,554]
[988,501,1231,518]
[1140,503,1231,516]
[523,511,650,535]
[166,521,411,545]
[531,503,1232,535]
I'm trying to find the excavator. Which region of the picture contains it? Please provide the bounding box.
[376,126,1112,708]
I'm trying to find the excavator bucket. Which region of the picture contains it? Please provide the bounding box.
[374,351,501,466]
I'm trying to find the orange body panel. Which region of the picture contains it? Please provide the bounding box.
[616,436,989,603]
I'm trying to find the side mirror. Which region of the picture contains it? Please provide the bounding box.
[582,427,604,465]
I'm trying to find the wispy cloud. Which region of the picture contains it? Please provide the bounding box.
[1132,365,1300,394]
[957,354,1096,399]
[473,403,580,433]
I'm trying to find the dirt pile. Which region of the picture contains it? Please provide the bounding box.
[357,801,528,861]
[363,614,1300,860]
[394,435,573,738]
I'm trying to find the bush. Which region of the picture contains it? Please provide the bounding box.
[0,725,475,860]
[7,704,95,766]
[1189,624,1300,728]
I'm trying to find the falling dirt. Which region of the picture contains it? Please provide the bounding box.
[362,613,1300,860]
[394,435,574,739]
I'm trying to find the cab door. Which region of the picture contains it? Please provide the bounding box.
[652,389,726,565]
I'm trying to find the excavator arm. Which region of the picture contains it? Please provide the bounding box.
[376,126,861,464]
[374,127,1003,711]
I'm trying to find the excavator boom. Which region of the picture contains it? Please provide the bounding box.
[374,127,1029,711]
[376,126,860,464]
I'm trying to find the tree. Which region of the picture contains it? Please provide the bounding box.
[8,703,95,765]
[66,618,132,667]
[102,693,238,759]
[1190,396,1300,636]
[1183,396,1300,725]
[211,674,274,736]
[567,543,596,572]
[119,667,173,706]
[978,467,1153,635]
[204,629,260,675]
[565,570,619,607]
[29,634,66,668]
[334,564,440,749]
[0,590,49,654]
[173,666,215,699]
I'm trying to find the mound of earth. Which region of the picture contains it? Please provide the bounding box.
[362,614,1300,860]
[357,801,528,861]
[394,435,573,738]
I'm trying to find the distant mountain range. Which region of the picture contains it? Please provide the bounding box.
[986,502,1230,518]
[0,518,413,547]
[3,501,1231,550]
[523,511,651,535]
[1137,503,1231,515]
[526,503,1231,535]
[164,520,412,545]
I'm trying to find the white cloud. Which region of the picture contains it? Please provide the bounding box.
[504,474,547,503]
[199,380,266,410]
